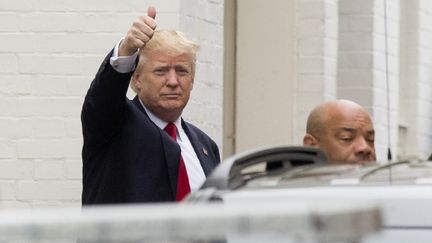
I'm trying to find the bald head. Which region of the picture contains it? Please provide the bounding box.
[307,100,368,137]
[304,99,376,164]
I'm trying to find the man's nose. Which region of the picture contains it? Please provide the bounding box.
[166,69,179,86]
[354,137,373,156]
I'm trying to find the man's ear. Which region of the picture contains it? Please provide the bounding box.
[303,134,318,146]
[131,74,141,92]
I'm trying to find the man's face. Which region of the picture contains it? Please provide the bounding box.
[134,51,194,121]
[317,107,376,164]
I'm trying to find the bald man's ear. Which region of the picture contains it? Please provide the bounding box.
[303,134,318,146]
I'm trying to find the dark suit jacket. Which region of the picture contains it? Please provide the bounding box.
[81,50,220,205]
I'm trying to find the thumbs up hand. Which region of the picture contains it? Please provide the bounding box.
[119,6,157,56]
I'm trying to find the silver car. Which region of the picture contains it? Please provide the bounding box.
[188,146,432,243]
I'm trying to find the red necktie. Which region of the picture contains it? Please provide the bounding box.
[164,122,191,201]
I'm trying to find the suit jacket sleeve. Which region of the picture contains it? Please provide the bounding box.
[81,49,132,149]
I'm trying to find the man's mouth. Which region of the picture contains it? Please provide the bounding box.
[352,157,375,164]
[161,93,181,98]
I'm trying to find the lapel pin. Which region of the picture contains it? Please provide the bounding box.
[203,148,208,156]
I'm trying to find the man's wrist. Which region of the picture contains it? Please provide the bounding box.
[110,38,139,73]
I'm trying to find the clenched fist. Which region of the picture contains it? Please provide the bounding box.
[119,6,157,56]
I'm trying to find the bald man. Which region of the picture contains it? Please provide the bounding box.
[303,99,376,164]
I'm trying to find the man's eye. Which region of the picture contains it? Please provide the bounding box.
[340,137,353,142]
[154,69,166,76]
[176,69,189,76]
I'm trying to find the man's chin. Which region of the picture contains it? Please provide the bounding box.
[350,159,376,165]
[161,101,184,109]
[329,158,374,165]
[160,103,186,114]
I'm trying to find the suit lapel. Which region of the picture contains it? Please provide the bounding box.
[182,120,213,176]
[132,96,178,199]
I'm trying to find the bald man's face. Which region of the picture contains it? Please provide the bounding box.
[311,104,376,164]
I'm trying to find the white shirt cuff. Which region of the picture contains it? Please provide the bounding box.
[109,38,139,73]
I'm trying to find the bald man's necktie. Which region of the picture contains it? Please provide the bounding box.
[164,122,191,201]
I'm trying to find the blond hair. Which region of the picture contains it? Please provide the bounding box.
[131,30,200,92]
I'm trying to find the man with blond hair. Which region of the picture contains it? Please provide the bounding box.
[81,6,220,204]
[303,99,376,164]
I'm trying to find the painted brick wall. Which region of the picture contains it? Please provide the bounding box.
[399,0,432,159]
[295,0,338,142]
[286,0,430,161]
[179,0,224,149]
[416,0,432,158]
[338,0,400,161]
[0,0,224,207]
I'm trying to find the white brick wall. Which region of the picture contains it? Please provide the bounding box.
[295,0,338,142]
[399,0,432,159]
[294,0,430,162]
[0,0,224,207]
[337,0,400,161]
[180,0,224,147]
[416,0,432,158]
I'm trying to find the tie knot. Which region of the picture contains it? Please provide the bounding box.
[164,122,177,141]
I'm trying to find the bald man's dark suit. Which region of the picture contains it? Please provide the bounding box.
[81,51,220,205]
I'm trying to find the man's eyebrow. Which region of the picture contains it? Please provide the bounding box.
[336,127,356,133]
[366,129,375,135]
[153,63,169,68]
[174,64,190,68]
[153,63,190,68]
